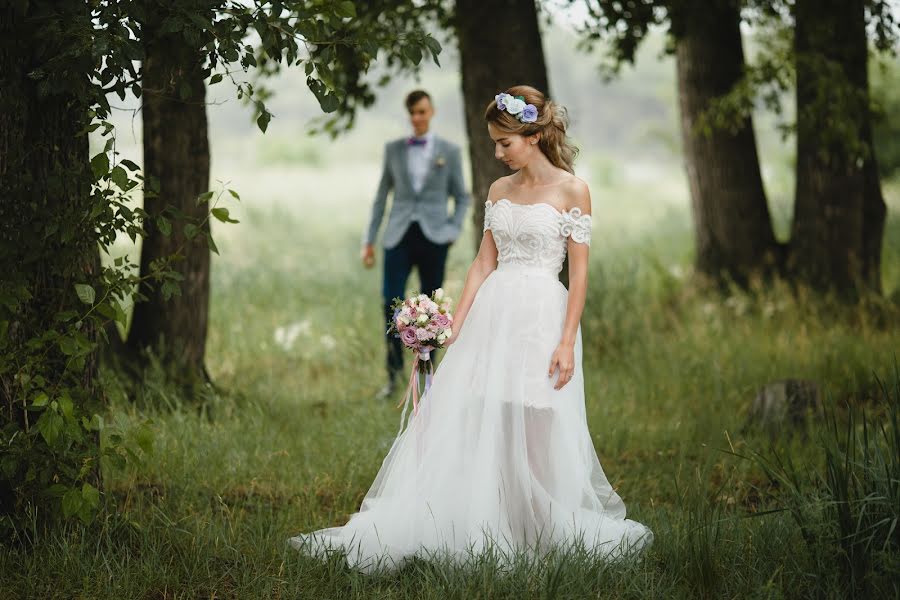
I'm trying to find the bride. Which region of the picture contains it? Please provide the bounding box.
[290,85,653,572]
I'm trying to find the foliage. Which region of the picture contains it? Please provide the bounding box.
[570,0,900,148]
[872,57,900,179]
[250,0,450,137]
[732,368,900,598]
[1,0,440,533]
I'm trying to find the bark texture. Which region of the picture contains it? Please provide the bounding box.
[455,0,550,251]
[674,0,780,286]
[127,16,212,383]
[791,0,885,295]
[0,2,98,513]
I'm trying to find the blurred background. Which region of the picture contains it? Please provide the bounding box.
[4,1,900,597]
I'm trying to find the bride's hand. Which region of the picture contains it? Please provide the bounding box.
[443,332,458,347]
[548,343,575,390]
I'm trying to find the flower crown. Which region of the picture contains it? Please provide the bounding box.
[494,92,538,124]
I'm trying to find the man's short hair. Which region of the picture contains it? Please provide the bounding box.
[405,90,432,111]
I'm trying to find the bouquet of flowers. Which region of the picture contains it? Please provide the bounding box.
[387,288,453,418]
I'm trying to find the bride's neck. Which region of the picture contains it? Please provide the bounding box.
[516,154,559,187]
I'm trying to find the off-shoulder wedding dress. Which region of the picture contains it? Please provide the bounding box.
[289,198,653,572]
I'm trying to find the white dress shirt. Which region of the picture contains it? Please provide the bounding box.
[406,130,435,195]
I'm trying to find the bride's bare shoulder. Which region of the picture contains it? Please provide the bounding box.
[487,175,514,202]
[561,174,591,215]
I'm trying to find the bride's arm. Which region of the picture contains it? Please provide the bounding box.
[445,229,498,345]
[549,180,592,390]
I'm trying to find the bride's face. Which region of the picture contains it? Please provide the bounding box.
[488,122,539,171]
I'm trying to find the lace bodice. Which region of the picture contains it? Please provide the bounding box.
[483,199,592,274]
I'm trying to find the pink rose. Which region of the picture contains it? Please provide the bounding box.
[400,328,418,346]
[434,314,451,328]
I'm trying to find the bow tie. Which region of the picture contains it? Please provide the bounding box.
[407,136,427,146]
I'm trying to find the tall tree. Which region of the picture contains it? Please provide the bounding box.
[673,0,780,285]
[126,3,214,385]
[790,0,886,294]
[0,0,441,530]
[576,0,778,286]
[125,1,446,386]
[0,1,102,523]
[455,0,551,249]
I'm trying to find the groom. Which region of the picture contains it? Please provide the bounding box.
[361,90,471,399]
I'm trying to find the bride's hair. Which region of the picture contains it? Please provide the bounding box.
[484,85,578,174]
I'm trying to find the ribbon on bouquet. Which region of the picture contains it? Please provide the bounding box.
[396,350,435,434]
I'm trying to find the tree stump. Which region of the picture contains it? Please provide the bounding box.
[746,379,820,439]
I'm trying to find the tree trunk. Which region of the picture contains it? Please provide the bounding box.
[455,0,550,251]
[127,17,211,385]
[790,0,884,295]
[0,2,98,514]
[674,0,780,287]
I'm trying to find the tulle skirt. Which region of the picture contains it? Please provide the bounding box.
[289,263,653,572]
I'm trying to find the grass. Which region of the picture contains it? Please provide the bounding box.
[2,164,899,599]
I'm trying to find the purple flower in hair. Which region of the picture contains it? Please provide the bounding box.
[494,92,510,111]
[521,104,538,123]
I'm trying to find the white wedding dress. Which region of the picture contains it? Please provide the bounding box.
[289,198,653,572]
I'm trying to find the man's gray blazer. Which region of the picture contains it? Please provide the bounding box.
[363,136,471,249]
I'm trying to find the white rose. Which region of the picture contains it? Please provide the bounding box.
[399,316,411,325]
[436,333,447,344]
[505,97,525,115]
[445,327,452,338]
[416,314,429,325]
[433,288,445,301]
[417,293,429,302]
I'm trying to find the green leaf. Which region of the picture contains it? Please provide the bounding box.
[207,233,219,255]
[110,165,129,190]
[156,215,171,236]
[81,414,103,432]
[58,336,79,356]
[161,280,181,300]
[425,36,442,66]
[318,93,340,114]
[90,152,109,180]
[195,191,214,205]
[209,73,223,85]
[228,189,241,201]
[211,207,239,223]
[335,1,356,18]
[184,223,199,240]
[403,44,422,66]
[82,483,100,508]
[32,392,49,407]
[62,488,83,518]
[45,484,69,498]
[424,36,442,55]
[114,301,127,326]
[58,392,74,420]
[74,283,95,305]
[257,110,271,133]
[36,411,64,445]
[120,159,140,172]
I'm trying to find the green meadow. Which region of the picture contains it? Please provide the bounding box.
[2,156,898,598]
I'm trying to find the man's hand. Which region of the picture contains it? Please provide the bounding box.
[361,244,375,268]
